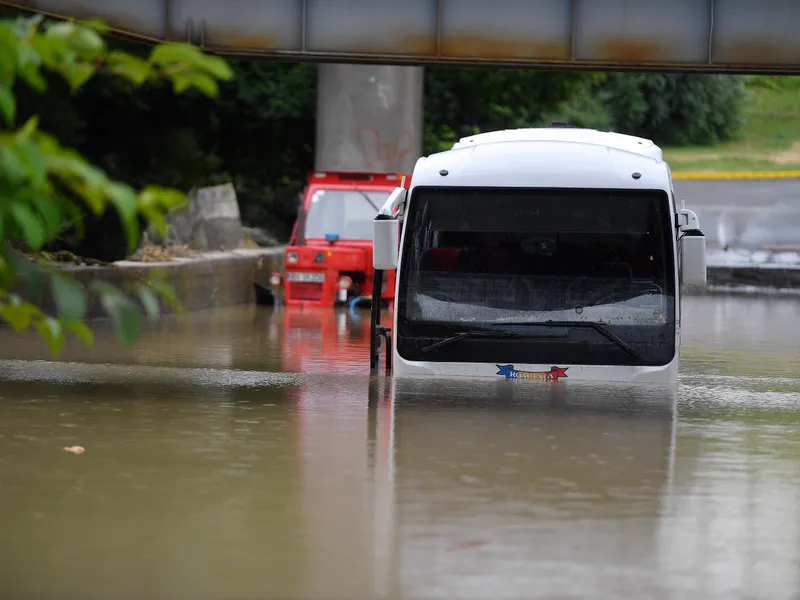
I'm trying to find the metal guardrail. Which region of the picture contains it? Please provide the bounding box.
[6,0,800,74]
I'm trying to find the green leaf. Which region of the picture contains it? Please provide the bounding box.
[20,14,44,30]
[105,181,138,251]
[0,253,9,288]
[149,42,203,67]
[88,279,118,296]
[30,193,62,238]
[0,143,28,183]
[51,273,87,321]
[11,253,46,296]
[138,185,187,211]
[30,33,70,71]
[0,298,39,332]
[140,206,167,238]
[10,202,45,250]
[63,62,96,91]
[98,289,141,347]
[44,21,77,40]
[80,20,109,34]
[60,197,85,239]
[195,54,234,81]
[172,71,219,97]
[135,285,160,321]
[69,26,105,59]
[63,319,93,345]
[0,27,19,80]
[34,317,64,356]
[17,115,39,140]
[105,51,152,86]
[16,43,46,91]
[14,139,47,186]
[149,279,182,312]
[43,151,107,214]
[170,72,192,94]
[0,83,15,125]
[10,14,43,40]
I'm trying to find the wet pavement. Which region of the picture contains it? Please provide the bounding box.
[675,179,800,249]
[0,296,799,599]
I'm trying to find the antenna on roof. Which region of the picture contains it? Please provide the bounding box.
[548,121,577,128]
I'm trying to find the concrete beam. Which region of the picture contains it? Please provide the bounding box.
[7,0,800,74]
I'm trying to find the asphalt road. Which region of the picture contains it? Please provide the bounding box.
[674,179,800,250]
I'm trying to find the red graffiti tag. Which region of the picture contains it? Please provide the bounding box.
[356,126,413,172]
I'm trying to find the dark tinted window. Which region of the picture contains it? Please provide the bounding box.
[396,187,676,366]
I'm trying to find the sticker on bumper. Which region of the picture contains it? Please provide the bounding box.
[496,364,569,382]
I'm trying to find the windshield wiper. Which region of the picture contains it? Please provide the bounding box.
[354,190,380,212]
[490,319,645,363]
[420,328,563,353]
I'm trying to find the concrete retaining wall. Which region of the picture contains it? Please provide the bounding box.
[15,248,284,320]
[707,265,800,289]
[688,265,800,296]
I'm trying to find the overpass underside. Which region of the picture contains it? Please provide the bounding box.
[7,0,800,74]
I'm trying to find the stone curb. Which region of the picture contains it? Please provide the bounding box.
[15,247,284,320]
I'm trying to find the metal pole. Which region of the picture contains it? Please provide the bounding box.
[369,268,383,374]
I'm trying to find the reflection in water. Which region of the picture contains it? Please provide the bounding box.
[280,307,376,374]
[0,298,799,598]
[386,379,677,599]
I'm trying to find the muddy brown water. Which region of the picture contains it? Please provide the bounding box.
[0,295,798,599]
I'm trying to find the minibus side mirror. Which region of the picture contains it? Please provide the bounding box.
[373,216,399,270]
[679,208,707,286]
[373,185,406,271]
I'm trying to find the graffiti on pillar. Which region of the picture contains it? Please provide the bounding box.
[355,126,414,172]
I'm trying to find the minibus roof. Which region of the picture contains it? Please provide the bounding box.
[451,127,663,161]
[409,127,671,191]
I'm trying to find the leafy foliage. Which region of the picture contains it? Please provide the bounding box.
[423,68,603,152]
[0,14,232,354]
[421,69,745,155]
[603,73,745,146]
[545,73,746,146]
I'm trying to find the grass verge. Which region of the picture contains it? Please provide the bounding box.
[665,76,800,175]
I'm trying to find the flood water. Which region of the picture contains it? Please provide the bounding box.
[0,295,799,599]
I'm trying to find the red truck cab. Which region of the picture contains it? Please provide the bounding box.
[271,171,409,308]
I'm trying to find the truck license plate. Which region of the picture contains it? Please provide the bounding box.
[287,272,325,283]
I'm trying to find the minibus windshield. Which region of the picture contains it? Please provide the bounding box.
[395,187,676,366]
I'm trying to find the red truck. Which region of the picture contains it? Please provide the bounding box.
[268,171,409,308]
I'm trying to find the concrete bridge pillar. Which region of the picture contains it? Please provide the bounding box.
[315,64,424,174]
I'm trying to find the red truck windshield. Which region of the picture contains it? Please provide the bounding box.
[304,189,390,240]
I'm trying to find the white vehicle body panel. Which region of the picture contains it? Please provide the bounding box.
[388,127,691,384]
